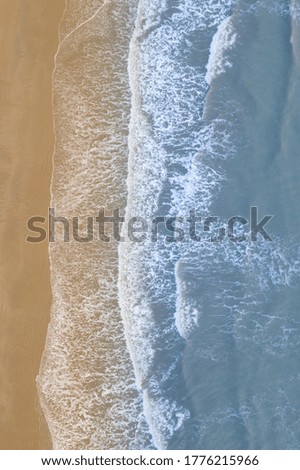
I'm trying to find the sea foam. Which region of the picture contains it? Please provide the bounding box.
[119,0,237,449]
[205,16,237,85]
[37,0,153,450]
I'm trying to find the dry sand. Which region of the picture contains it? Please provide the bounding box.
[0,0,64,449]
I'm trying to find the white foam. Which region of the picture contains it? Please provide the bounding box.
[174,227,300,346]
[119,0,237,449]
[205,16,237,85]
[143,392,190,449]
[38,0,154,450]
[175,260,200,339]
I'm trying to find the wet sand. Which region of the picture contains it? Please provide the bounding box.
[0,0,64,449]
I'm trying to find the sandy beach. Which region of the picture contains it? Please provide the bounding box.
[0,0,64,449]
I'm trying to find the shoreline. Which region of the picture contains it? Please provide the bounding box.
[0,0,64,449]
[36,0,145,449]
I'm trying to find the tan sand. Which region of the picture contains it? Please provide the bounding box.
[0,0,64,449]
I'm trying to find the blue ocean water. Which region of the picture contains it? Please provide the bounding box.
[120,0,300,449]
